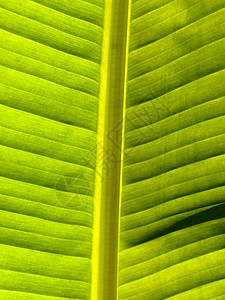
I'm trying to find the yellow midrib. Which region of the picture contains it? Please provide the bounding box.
[91,0,131,299]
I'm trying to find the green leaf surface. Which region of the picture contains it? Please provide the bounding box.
[0,0,104,298]
[0,0,224,299]
[119,0,225,299]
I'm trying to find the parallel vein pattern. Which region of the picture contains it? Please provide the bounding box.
[119,0,225,299]
[0,1,105,299]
